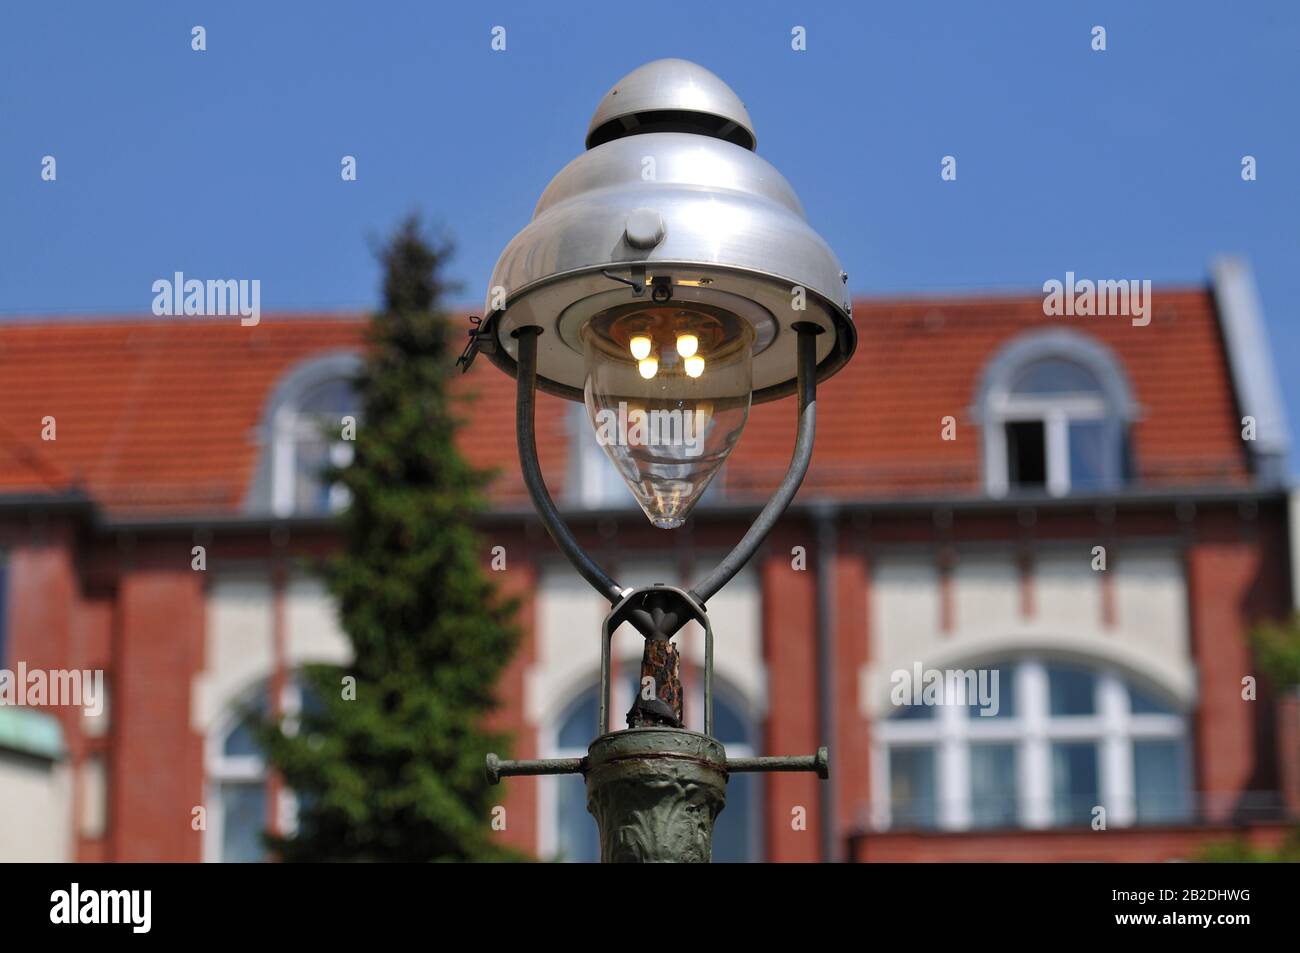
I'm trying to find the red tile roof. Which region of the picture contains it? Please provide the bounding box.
[0,289,1249,517]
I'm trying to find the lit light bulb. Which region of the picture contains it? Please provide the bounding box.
[582,303,754,529]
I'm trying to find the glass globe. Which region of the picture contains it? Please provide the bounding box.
[582,302,754,528]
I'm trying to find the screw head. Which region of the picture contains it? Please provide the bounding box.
[625,208,666,249]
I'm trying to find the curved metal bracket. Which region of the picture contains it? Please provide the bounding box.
[514,326,624,604]
[689,322,821,604]
[599,585,713,736]
[512,320,820,609]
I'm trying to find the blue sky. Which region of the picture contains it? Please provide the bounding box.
[2,1,1296,470]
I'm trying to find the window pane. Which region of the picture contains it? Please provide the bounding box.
[1048,665,1096,716]
[968,666,1014,719]
[889,747,938,829]
[298,378,357,416]
[712,772,756,862]
[293,436,333,514]
[570,405,634,509]
[888,700,936,721]
[557,690,598,750]
[1051,741,1100,826]
[1128,684,1175,716]
[970,744,1018,828]
[1067,419,1110,491]
[223,721,261,758]
[1134,740,1190,823]
[555,774,599,862]
[712,693,756,860]
[1011,359,1101,396]
[713,693,751,745]
[224,694,268,757]
[220,782,267,862]
[1005,420,1047,489]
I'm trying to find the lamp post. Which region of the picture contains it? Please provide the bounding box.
[463,59,856,862]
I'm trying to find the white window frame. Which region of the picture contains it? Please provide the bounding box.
[975,330,1137,498]
[271,402,355,517]
[252,352,362,517]
[990,393,1115,498]
[873,657,1190,832]
[203,681,303,862]
[566,403,633,510]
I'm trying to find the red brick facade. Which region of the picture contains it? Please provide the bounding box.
[0,285,1294,862]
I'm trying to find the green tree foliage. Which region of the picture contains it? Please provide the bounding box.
[258,216,522,861]
[1250,613,1300,690]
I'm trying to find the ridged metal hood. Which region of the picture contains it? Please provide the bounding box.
[483,58,855,404]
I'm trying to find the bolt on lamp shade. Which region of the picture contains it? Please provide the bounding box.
[583,303,755,528]
[481,59,857,526]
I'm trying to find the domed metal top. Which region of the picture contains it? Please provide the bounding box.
[585,58,757,151]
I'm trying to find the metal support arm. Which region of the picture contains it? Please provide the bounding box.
[486,748,830,784]
[513,320,820,610]
[515,326,624,604]
[689,322,820,604]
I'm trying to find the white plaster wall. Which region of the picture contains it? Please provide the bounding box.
[1114,549,1189,667]
[193,574,274,733]
[953,554,1019,632]
[193,571,353,735]
[871,556,941,671]
[78,754,106,840]
[864,548,1194,718]
[525,566,609,725]
[1035,549,1101,629]
[285,575,352,668]
[0,755,71,861]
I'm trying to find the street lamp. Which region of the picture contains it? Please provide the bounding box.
[463,59,856,862]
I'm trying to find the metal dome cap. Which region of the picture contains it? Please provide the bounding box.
[481,59,856,405]
[585,58,757,151]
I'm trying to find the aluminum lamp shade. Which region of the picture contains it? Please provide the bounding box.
[482,59,856,528]
[482,58,856,405]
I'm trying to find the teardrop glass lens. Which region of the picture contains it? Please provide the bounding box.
[583,303,754,529]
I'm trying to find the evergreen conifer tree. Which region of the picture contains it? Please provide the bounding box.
[259,216,521,862]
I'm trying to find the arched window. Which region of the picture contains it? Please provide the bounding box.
[876,658,1191,831]
[547,678,760,861]
[976,331,1136,496]
[251,353,363,517]
[566,403,631,509]
[205,680,307,862]
[272,376,359,517]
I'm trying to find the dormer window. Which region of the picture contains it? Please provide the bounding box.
[254,353,363,517]
[566,403,631,509]
[978,331,1136,497]
[272,377,358,516]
